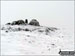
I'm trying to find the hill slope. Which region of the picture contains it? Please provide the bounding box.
[1,25,74,55]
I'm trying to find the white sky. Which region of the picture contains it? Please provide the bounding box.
[1,1,74,28]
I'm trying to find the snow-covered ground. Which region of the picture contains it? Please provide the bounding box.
[1,25,74,55]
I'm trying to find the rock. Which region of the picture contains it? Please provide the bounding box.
[11,21,17,25]
[25,19,28,24]
[45,28,50,35]
[18,28,22,31]
[11,20,25,25]
[1,27,5,30]
[38,30,44,32]
[5,31,8,33]
[29,19,40,26]
[17,20,25,25]
[24,28,30,31]
[6,23,11,25]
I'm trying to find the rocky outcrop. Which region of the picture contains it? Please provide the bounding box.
[6,19,40,26]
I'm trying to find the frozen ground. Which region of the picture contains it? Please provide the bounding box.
[1,25,74,55]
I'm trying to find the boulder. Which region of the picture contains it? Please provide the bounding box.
[24,28,30,31]
[6,22,11,25]
[29,19,40,26]
[11,20,25,25]
[25,19,28,24]
[18,20,25,24]
[11,21,17,25]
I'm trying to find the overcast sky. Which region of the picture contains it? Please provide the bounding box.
[1,1,74,28]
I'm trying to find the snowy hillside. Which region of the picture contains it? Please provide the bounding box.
[1,25,74,55]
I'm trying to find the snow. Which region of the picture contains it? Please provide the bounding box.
[1,25,74,55]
